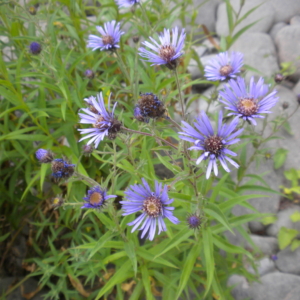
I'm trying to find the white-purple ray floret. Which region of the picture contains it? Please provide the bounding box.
[219,76,279,125]
[115,0,139,8]
[179,111,243,179]
[87,20,124,51]
[204,51,244,81]
[120,178,179,241]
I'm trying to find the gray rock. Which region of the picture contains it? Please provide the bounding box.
[275,25,300,81]
[230,32,279,80]
[270,0,300,23]
[267,206,300,237]
[269,22,287,40]
[283,286,300,300]
[251,272,300,300]
[248,257,276,276]
[290,15,300,26]
[249,235,279,255]
[275,246,300,275]
[172,0,222,38]
[216,0,275,36]
[188,53,216,79]
[227,275,252,300]
[293,80,300,95]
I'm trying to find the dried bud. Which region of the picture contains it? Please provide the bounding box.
[186,214,201,229]
[35,149,54,163]
[132,36,140,43]
[134,106,148,123]
[274,73,284,83]
[136,93,165,119]
[28,6,37,15]
[29,42,42,55]
[52,196,64,209]
[51,159,75,181]
[282,102,289,110]
[84,69,94,79]
[82,144,94,155]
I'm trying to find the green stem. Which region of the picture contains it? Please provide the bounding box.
[174,68,185,120]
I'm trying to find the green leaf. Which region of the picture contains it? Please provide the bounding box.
[153,228,191,259]
[141,264,155,300]
[155,152,181,174]
[291,239,300,251]
[0,232,11,242]
[205,202,233,234]
[175,241,202,299]
[261,215,277,225]
[87,232,115,259]
[278,227,298,250]
[95,260,133,300]
[40,163,49,191]
[274,148,288,169]
[290,211,300,223]
[124,240,137,277]
[225,0,234,34]
[203,227,214,297]
[219,194,263,212]
[210,173,229,202]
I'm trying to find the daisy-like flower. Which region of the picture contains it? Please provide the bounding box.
[219,76,279,125]
[115,0,139,8]
[204,52,244,81]
[81,186,117,209]
[78,93,122,148]
[139,27,186,70]
[87,20,124,51]
[120,179,179,241]
[179,111,243,179]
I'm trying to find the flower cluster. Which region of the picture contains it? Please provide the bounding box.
[34,9,280,244]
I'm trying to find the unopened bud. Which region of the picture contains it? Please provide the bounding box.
[133,36,140,43]
[274,74,284,83]
[282,102,289,110]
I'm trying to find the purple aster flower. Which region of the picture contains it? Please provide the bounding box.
[78,93,121,148]
[87,20,124,51]
[219,76,279,125]
[139,27,186,70]
[51,159,75,180]
[120,179,179,241]
[35,149,54,163]
[204,52,243,81]
[29,42,42,55]
[187,213,201,229]
[115,0,139,8]
[179,111,243,179]
[81,186,117,209]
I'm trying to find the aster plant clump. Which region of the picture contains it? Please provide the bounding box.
[9,1,293,299]
[120,179,179,240]
[219,76,279,125]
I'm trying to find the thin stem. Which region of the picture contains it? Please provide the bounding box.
[174,68,185,120]
[115,51,130,82]
[74,172,99,187]
[138,3,152,30]
[166,115,182,130]
[122,126,179,151]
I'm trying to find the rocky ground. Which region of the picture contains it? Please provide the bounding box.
[186,0,300,299]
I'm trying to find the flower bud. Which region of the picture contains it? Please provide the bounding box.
[82,144,94,155]
[28,6,37,15]
[282,102,289,110]
[84,69,94,79]
[186,214,201,229]
[35,149,54,163]
[136,93,165,119]
[132,36,140,43]
[29,42,42,55]
[274,73,284,83]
